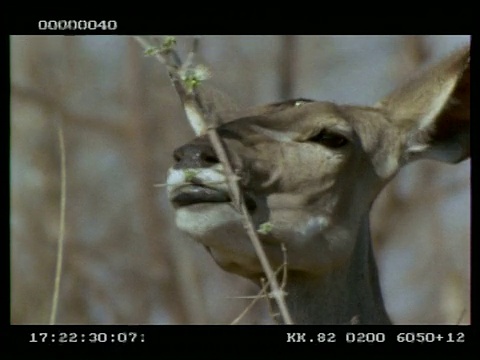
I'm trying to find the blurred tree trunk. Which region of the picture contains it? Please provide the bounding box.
[278,35,296,100]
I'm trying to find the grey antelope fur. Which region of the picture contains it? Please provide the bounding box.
[166,46,470,324]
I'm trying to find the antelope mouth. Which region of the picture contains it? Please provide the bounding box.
[171,184,257,211]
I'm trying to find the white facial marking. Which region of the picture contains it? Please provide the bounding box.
[302,216,330,238]
[166,164,229,196]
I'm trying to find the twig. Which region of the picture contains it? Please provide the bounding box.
[262,277,281,324]
[135,36,293,324]
[204,131,293,323]
[49,125,66,325]
[280,243,288,289]
[259,243,288,324]
[230,280,269,325]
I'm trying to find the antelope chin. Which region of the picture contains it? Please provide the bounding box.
[175,202,245,245]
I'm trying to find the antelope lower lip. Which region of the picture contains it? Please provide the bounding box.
[171,185,230,207]
[171,185,258,211]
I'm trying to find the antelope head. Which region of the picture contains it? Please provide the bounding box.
[166,46,470,324]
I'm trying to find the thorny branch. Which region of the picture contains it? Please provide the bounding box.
[135,36,293,324]
[230,244,288,325]
[229,264,285,325]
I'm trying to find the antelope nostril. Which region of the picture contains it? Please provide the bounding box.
[201,153,219,165]
[173,142,221,169]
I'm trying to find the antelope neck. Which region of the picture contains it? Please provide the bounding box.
[281,213,391,325]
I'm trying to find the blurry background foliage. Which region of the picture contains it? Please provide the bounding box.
[10,35,470,324]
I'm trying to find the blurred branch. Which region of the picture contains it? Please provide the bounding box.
[49,125,66,325]
[135,35,293,324]
[12,84,127,138]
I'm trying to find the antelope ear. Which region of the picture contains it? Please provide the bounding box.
[376,45,470,164]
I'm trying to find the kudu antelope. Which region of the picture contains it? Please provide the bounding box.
[166,46,470,324]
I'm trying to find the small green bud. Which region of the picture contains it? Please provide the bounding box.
[179,65,211,93]
[144,46,161,56]
[257,222,274,235]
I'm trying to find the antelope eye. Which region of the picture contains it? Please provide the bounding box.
[308,130,348,148]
